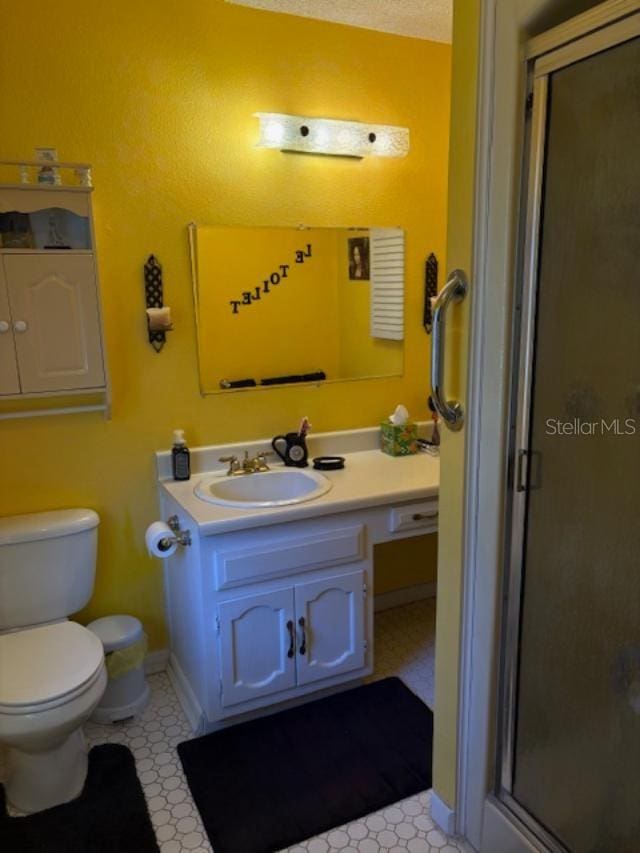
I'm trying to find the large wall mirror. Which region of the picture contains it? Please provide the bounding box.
[190,225,405,394]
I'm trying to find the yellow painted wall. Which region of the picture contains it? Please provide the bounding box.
[0,0,451,649]
[374,534,438,595]
[432,1,481,809]
[337,230,404,379]
[196,227,340,388]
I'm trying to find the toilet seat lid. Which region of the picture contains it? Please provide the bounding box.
[0,622,104,709]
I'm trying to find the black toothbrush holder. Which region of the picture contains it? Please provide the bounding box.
[272,432,309,467]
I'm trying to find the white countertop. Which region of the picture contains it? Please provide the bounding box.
[160,449,440,536]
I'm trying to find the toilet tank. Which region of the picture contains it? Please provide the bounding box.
[0,509,99,631]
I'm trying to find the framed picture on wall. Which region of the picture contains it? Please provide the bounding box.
[348,236,370,281]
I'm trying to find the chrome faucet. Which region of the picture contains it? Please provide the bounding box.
[219,450,272,476]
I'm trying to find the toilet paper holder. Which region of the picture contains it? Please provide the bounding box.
[159,515,192,552]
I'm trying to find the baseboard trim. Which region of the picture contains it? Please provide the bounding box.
[144,649,169,675]
[374,582,437,612]
[167,652,206,735]
[431,790,456,835]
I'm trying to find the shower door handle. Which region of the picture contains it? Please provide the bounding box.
[430,269,468,432]
[516,449,542,492]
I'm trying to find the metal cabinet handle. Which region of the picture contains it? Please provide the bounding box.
[298,616,307,656]
[412,512,439,521]
[14,320,28,333]
[286,619,295,658]
[0,320,9,333]
[430,269,468,432]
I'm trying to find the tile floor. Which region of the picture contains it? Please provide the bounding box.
[3,598,468,852]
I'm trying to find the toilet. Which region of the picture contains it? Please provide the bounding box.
[0,509,107,813]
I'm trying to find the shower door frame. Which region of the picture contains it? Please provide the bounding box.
[496,8,640,852]
[451,2,640,852]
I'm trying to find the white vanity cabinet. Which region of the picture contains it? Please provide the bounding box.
[190,516,372,726]
[157,435,440,732]
[159,470,439,734]
[158,503,379,732]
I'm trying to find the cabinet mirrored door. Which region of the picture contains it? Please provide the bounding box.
[500,18,640,852]
[3,254,105,393]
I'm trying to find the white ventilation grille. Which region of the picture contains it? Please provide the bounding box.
[370,227,405,341]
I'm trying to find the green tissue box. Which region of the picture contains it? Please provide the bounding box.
[380,421,418,456]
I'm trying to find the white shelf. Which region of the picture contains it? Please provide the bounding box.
[0,183,93,193]
[0,249,93,255]
[0,387,110,420]
[1,159,91,169]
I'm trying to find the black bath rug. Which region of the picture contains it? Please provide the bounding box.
[0,744,159,853]
[178,677,433,853]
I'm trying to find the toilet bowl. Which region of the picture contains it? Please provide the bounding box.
[0,509,106,813]
[0,621,107,813]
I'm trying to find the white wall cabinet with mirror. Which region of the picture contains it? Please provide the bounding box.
[190,224,405,394]
[0,173,109,419]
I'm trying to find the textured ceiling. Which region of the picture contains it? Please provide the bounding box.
[225,0,453,43]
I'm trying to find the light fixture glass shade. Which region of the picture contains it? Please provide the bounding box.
[254,113,409,159]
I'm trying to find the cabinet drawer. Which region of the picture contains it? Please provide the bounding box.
[388,500,438,534]
[215,524,365,590]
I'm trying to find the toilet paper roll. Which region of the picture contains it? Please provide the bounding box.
[145,521,177,558]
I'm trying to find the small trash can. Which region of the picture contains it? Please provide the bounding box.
[88,614,150,724]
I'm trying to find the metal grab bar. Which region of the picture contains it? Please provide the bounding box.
[430,269,468,432]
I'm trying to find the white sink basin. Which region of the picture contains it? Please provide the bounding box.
[195,468,332,508]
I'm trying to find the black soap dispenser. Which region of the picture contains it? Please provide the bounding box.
[172,429,191,481]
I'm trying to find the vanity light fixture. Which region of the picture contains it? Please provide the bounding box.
[254,112,409,159]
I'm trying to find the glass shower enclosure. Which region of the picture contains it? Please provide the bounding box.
[499,11,640,852]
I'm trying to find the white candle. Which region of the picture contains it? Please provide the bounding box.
[146,306,173,331]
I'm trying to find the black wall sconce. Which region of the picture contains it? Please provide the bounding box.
[144,254,173,352]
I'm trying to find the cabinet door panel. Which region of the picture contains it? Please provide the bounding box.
[0,263,20,395]
[295,569,366,687]
[218,587,296,707]
[5,255,105,392]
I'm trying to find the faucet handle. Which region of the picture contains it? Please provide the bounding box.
[256,450,273,470]
[219,455,238,476]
